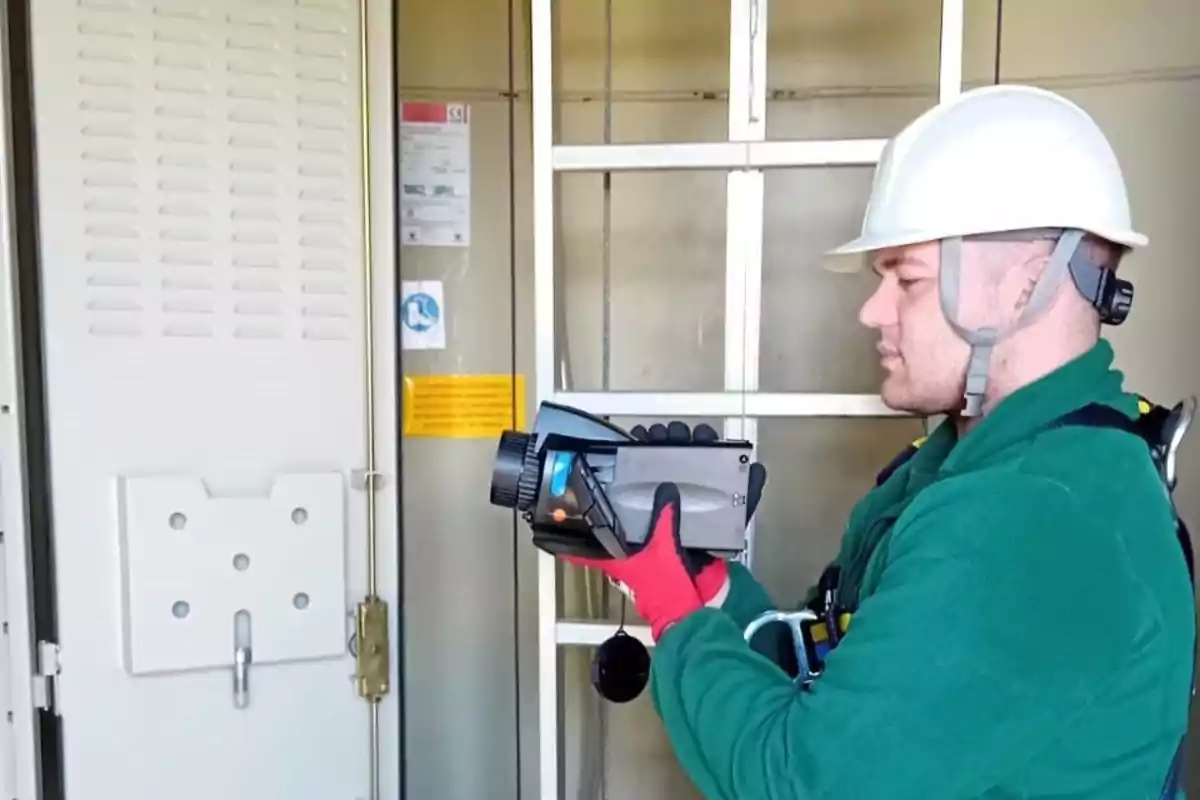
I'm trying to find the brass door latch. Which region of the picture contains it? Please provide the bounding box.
[355,597,389,702]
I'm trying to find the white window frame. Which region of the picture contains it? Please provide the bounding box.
[531,0,964,795]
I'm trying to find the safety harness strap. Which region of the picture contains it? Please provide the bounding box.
[1047,403,1195,800]
[1047,403,1195,582]
[873,436,926,488]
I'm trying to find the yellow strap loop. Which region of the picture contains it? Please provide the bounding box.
[808,612,854,645]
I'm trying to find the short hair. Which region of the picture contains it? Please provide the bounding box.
[1081,233,1125,272]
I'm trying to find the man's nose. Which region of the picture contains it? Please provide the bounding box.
[859,279,898,330]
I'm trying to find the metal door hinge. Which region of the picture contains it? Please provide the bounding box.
[350,469,386,492]
[354,597,389,702]
[32,640,60,716]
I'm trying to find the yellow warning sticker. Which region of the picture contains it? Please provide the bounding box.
[402,374,526,438]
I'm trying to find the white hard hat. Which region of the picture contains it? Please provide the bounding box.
[828,83,1146,261]
[831,85,1145,418]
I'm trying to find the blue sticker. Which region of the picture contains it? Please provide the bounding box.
[400,291,440,333]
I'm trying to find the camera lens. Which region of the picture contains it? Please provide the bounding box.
[490,430,540,511]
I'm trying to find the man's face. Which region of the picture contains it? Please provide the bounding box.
[858,241,971,414]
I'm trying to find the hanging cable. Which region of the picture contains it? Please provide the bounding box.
[596,0,615,791]
[994,0,1004,84]
[601,0,613,393]
[387,5,408,794]
[748,0,761,125]
[506,0,523,796]
[353,1,384,797]
[355,0,378,611]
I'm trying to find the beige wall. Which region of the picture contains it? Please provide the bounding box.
[397,0,1200,797]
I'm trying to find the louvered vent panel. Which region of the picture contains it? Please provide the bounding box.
[69,0,359,343]
[30,3,373,795]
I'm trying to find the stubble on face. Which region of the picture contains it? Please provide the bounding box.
[861,241,971,416]
[862,238,1063,417]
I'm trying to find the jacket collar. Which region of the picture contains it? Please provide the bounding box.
[909,339,1136,480]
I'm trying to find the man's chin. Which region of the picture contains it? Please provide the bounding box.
[878,378,910,412]
[879,380,944,416]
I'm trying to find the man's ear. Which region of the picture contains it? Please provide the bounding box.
[1012,258,1046,313]
[1009,244,1057,315]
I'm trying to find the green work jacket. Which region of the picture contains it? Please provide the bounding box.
[650,340,1194,799]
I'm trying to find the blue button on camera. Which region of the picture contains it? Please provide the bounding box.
[549,451,574,497]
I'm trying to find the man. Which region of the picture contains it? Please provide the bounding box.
[563,84,1195,798]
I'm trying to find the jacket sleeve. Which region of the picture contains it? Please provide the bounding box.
[715,561,778,628]
[648,477,1136,800]
[716,561,816,671]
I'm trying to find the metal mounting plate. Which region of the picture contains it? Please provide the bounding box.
[116,473,348,676]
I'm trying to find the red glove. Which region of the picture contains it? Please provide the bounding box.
[566,483,723,640]
[695,558,730,607]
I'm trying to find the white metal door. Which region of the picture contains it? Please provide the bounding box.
[531,0,965,795]
[24,1,401,798]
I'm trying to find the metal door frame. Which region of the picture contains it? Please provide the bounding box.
[0,0,54,795]
[530,0,965,795]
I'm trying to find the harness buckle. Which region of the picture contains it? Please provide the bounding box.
[743,605,852,687]
[743,609,823,686]
[1159,396,1196,491]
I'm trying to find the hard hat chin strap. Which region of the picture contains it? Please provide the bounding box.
[938,229,1087,417]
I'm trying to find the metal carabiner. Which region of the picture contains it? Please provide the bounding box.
[743,608,821,686]
[1162,396,1196,491]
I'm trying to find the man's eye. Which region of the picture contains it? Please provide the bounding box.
[897,277,920,288]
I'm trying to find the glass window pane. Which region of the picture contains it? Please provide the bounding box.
[756,2,1003,390]
[560,648,704,799]
[764,2,942,141]
[759,165,883,393]
[765,1,1002,141]
[755,0,1004,392]
[555,0,729,146]
[558,168,728,392]
[750,416,928,603]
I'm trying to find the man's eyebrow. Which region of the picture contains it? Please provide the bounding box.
[873,255,931,275]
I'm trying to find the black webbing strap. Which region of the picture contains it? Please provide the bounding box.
[1047,403,1193,798]
[1048,403,1194,581]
